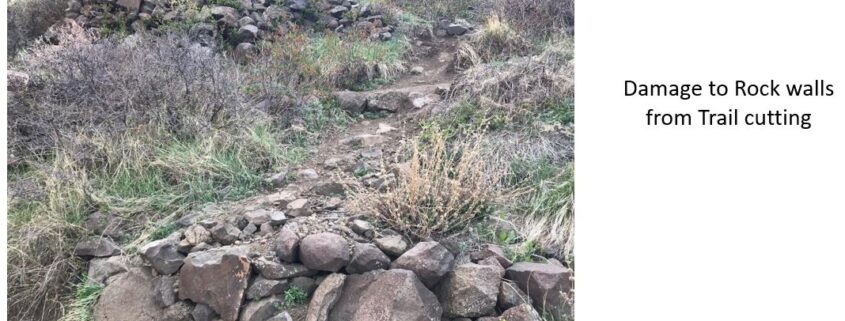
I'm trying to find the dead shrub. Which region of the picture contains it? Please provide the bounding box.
[491,0,574,39]
[7,0,66,55]
[450,39,573,105]
[353,130,502,240]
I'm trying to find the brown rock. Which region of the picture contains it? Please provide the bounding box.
[299,233,350,272]
[239,297,284,321]
[87,255,129,284]
[499,303,542,321]
[367,91,408,112]
[505,262,572,318]
[305,273,346,321]
[153,275,178,308]
[179,246,251,321]
[328,269,442,321]
[346,243,390,274]
[247,277,289,300]
[93,268,159,321]
[274,228,300,263]
[255,257,316,279]
[74,237,121,258]
[334,91,367,114]
[211,223,241,245]
[391,241,454,288]
[374,235,407,257]
[141,238,185,275]
[481,244,512,268]
[498,280,532,311]
[435,263,501,318]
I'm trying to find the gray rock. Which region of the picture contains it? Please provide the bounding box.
[505,262,572,318]
[480,244,512,268]
[367,91,407,112]
[269,211,287,226]
[391,241,454,288]
[435,263,501,318]
[327,269,442,321]
[266,170,289,188]
[297,168,320,180]
[286,199,311,217]
[348,220,374,239]
[346,243,390,274]
[374,235,407,257]
[116,0,141,10]
[140,238,185,275]
[446,23,468,36]
[299,233,350,272]
[93,268,159,321]
[81,211,125,239]
[288,0,308,11]
[334,91,367,114]
[498,280,532,311]
[234,42,257,63]
[242,223,258,236]
[290,276,317,296]
[500,303,542,321]
[153,275,178,308]
[477,256,506,278]
[267,312,294,321]
[305,273,346,321]
[211,223,240,245]
[239,296,283,321]
[274,228,300,263]
[255,257,316,279]
[74,237,121,258]
[87,255,129,284]
[310,181,346,196]
[192,303,219,321]
[179,246,251,321]
[258,222,275,236]
[244,209,272,226]
[247,277,289,300]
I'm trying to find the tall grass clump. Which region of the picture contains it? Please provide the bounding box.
[519,164,574,267]
[306,33,410,88]
[354,129,501,239]
[455,14,533,68]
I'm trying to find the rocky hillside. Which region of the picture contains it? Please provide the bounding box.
[7,1,574,321]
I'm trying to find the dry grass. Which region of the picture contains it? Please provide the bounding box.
[454,14,533,68]
[451,38,573,105]
[353,130,502,240]
[490,0,574,39]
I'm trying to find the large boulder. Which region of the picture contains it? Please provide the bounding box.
[140,238,185,275]
[346,243,390,274]
[75,237,121,258]
[435,263,501,318]
[328,269,442,321]
[179,246,251,321]
[505,262,572,318]
[391,241,454,288]
[305,273,346,321]
[274,228,300,263]
[299,233,350,272]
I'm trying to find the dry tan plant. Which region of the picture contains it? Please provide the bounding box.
[355,130,502,239]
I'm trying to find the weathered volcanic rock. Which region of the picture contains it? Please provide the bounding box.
[374,235,407,257]
[436,263,501,318]
[299,233,350,272]
[184,225,212,246]
[152,275,178,308]
[141,238,185,275]
[346,243,390,274]
[247,277,289,300]
[505,262,572,318]
[239,296,284,321]
[499,303,543,321]
[305,273,346,321]
[335,91,367,114]
[210,223,240,245]
[93,267,159,321]
[328,269,442,321]
[274,228,300,263]
[74,237,121,258]
[87,255,129,284]
[255,257,316,279]
[498,280,532,311]
[391,241,454,288]
[179,246,251,321]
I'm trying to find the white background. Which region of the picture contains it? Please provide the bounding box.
[577,1,845,321]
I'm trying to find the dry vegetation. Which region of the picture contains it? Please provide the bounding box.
[7,0,574,320]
